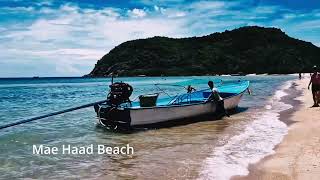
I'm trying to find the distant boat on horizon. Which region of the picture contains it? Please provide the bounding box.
[230,72,247,76]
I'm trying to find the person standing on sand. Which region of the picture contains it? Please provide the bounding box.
[308,66,320,107]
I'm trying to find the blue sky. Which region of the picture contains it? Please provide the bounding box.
[0,0,320,77]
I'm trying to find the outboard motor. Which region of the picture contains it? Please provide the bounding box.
[107,82,133,106]
[93,81,133,130]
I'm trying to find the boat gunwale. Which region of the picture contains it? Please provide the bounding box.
[125,81,250,110]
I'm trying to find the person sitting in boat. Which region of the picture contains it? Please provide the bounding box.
[187,85,196,93]
[207,81,230,117]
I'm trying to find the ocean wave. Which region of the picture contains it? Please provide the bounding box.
[198,80,294,180]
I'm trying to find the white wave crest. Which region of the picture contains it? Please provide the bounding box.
[198,81,294,180]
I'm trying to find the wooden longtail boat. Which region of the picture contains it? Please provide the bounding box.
[94,80,250,130]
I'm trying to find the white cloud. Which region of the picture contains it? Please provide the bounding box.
[0,4,188,76]
[158,8,186,18]
[282,13,297,19]
[5,48,105,61]
[128,8,147,18]
[35,0,53,6]
[154,5,160,11]
[55,61,82,74]
[188,1,226,10]
[253,6,279,14]
[1,1,320,77]
[1,6,35,12]
[295,20,320,29]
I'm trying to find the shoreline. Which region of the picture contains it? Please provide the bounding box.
[0,73,299,79]
[233,77,320,180]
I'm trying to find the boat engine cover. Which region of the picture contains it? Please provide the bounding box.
[107,82,133,106]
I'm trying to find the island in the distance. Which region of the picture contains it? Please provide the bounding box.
[87,26,320,77]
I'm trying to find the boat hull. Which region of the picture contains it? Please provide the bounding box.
[130,101,217,126]
[94,91,245,129]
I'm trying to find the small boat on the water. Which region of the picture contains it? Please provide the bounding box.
[94,80,250,130]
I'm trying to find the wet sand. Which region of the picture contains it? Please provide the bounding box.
[233,77,320,180]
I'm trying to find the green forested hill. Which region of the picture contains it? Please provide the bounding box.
[87,26,320,77]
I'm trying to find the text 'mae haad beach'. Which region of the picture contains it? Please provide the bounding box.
[32,144,134,155]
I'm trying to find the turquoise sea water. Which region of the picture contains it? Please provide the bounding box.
[0,75,295,179]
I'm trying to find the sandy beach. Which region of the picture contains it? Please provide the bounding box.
[234,77,320,180]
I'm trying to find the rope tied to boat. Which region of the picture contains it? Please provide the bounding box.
[0,100,108,130]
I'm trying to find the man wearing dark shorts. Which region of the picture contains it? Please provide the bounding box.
[308,66,320,107]
[207,81,230,117]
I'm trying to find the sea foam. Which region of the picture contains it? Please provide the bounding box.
[198,81,293,180]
